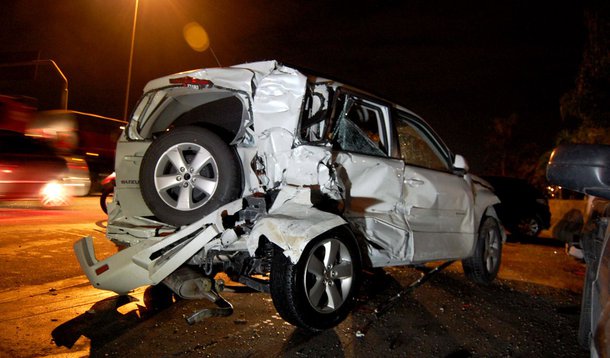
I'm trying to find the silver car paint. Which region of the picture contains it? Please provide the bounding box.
[74,60,501,294]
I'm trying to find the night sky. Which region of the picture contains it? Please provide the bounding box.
[0,1,585,172]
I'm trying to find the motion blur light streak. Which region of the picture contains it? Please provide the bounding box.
[183,22,210,52]
[40,181,69,207]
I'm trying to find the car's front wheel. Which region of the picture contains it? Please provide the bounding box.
[462,216,502,284]
[139,126,241,226]
[270,228,360,331]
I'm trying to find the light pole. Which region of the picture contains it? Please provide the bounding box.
[0,59,69,110]
[123,0,139,121]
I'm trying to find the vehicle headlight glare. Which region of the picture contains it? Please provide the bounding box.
[40,181,70,207]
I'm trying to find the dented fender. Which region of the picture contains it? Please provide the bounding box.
[471,177,507,254]
[472,176,503,236]
[247,186,347,264]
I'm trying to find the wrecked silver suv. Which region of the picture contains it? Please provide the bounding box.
[75,60,504,331]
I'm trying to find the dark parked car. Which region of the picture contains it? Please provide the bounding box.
[483,176,551,237]
[547,144,610,356]
[0,130,70,206]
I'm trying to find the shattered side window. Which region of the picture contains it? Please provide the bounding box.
[395,112,449,171]
[299,84,330,142]
[331,96,388,157]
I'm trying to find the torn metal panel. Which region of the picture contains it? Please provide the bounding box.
[247,186,346,264]
[334,152,404,214]
[332,152,411,261]
[255,128,296,187]
[268,185,313,211]
[252,65,307,139]
[249,66,307,188]
[364,216,412,262]
[284,145,332,187]
[236,146,262,194]
[255,138,334,191]
[137,61,306,152]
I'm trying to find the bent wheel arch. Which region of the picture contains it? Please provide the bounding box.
[269,225,362,331]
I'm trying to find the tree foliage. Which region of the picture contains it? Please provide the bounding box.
[559,4,610,145]
[485,4,609,191]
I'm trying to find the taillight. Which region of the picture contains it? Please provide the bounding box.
[169,76,213,88]
[0,165,15,174]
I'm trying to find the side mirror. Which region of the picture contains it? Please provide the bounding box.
[547,144,610,200]
[453,154,469,175]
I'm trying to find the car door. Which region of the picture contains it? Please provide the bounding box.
[329,93,475,264]
[393,109,475,262]
[329,93,411,264]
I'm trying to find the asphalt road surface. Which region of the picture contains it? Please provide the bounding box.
[0,197,588,357]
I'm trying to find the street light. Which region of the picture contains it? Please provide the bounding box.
[0,59,69,110]
[122,1,221,120]
[123,0,139,121]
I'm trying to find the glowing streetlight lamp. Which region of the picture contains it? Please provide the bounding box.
[123,0,139,121]
[183,21,222,66]
[122,2,221,120]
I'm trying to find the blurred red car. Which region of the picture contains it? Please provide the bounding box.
[0,130,71,206]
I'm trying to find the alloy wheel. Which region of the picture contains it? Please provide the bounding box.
[303,238,354,313]
[153,142,219,211]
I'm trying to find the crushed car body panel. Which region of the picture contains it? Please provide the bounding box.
[75,60,503,303]
[248,186,347,264]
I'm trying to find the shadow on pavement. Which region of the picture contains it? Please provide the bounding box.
[506,233,566,247]
[51,286,172,350]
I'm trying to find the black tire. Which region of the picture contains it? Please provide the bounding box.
[515,215,542,237]
[270,227,361,331]
[100,186,113,214]
[139,126,241,226]
[462,216,502,285]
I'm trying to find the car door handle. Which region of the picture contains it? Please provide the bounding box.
[406,177,425,187]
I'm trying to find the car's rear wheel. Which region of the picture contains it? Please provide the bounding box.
[462,216,502,284]
[270,228,360,331]
[139,126,241,226]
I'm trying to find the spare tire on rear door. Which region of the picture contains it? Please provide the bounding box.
[139,126,241,226]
